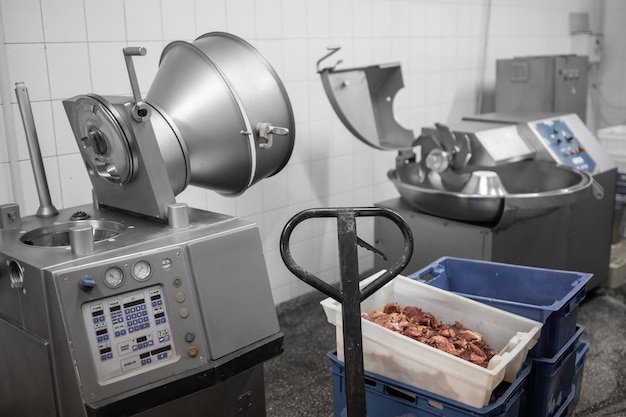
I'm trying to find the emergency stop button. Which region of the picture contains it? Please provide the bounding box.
[187,347,198,358]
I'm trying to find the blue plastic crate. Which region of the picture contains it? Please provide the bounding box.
[554,386,576,417]
[521,326,583,417]
[408,257,592,358]
[329,350,530,417]
[570,340,590,413]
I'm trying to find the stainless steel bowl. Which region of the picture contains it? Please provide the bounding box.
[389,160,594,224]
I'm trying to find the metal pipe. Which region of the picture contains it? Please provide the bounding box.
[14,83,58,217]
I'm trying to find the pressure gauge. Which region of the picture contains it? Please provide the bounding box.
[103,266,125,288]
[132,260,152,281]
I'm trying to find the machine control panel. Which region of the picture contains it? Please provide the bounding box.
[82,285,176,382]
[534,119,596,173]
[54,244,211,404]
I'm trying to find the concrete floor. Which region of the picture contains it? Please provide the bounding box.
[264,280,626,417]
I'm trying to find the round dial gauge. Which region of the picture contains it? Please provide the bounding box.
[132,260,152,281]
[104,266,125,288]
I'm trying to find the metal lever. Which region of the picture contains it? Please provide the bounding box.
[123,47,151,122]
[257,122,289,150]
[316,45,343,73]
[280,207,413,417]
[15,83,58,218]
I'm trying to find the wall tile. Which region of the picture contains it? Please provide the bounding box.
[0,163,13,204]
[226,0,256,39]
[125,0,163,41]
[261,170,289,212]
[409,1,428,38]
[255,0,283,39]
[205,191,237,216]
[51,100,76,155]
[287,161,313,204]
[195,0,227,33]
[353,0,373,38]
[353,150,374,189]
[46,43,91,100]
[288,121,310,165]
[18,157,62,216]
[235,181,264,217]
[425,2,444,38]
[0,106,6,163]
[330,119,353,157]
[1,0,44,43]
[284,80,309,123]
[282,39,308,82]
[330,0,353,39]
[373,0,392,38]
[41,0,86,42]
[311,158,332,198]
[176,186,207,210]
[282,0,307,39]
[306,0,331,39]
[332,154,354,193]
[309,81,332,122]
[6,44,50,102]
[162,0,197,41]
[11,101,56,161]
[88,42,131,96]
[391,0,410,38]
[58,153,91,207]
[262,207,292,252]
[85,0,126,42]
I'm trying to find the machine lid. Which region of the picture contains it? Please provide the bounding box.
[69,95,135,186]
[318,47,415,151]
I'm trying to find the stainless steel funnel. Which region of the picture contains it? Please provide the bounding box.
[146,32,295,196]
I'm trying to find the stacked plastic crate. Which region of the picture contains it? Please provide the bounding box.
[408,257,592,417]
[323,272,543,417]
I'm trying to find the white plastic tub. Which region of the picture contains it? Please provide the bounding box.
[320,272,542,408]
[598,125,626,171]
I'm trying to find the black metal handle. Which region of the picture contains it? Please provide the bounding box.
[280,207,413,417]
[280,207,413,303]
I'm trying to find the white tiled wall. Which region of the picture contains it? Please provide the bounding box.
[0,0,610,305]
[593,0,626,129]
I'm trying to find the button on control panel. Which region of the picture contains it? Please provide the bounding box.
[535,119,596,173]
[82,285,176,382]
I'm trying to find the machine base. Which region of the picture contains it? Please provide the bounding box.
[374,195,612,289]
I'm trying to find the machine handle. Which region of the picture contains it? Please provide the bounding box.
[256,122,289,150]
[123,47,151,122]
[280,207,413,417]
[316,45,343,73]
[279,207,413,303]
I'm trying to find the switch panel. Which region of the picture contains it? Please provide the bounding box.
[534,119,596,173]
